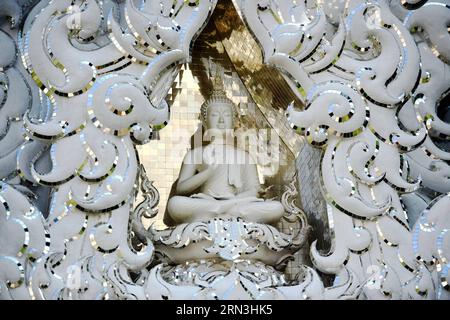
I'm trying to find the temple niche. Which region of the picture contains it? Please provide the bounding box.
[135,1,324,284]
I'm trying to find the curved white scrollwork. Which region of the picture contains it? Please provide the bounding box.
[1,0,448,300]
[403,2,450,194]
[238,0,449,299]
[0,0,216,300]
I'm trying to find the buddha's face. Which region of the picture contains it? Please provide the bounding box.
[205,102,234,130]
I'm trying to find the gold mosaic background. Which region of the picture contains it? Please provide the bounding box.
[136,64,204,229]
[137,1,305,229]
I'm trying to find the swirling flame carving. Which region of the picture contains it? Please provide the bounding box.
[239,0,450,299]
[0,0,216,300]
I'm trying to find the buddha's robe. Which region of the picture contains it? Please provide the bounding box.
[167,144,285,224]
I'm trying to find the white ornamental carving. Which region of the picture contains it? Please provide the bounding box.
[0,0,448,300]
[238,0,449,299]
[0,0,216,300]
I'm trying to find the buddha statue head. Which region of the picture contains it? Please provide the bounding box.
[200,75,238,131]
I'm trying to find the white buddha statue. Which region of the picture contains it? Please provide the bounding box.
[166,79,285,226]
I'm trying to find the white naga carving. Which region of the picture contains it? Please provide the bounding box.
[0,0,448,300]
